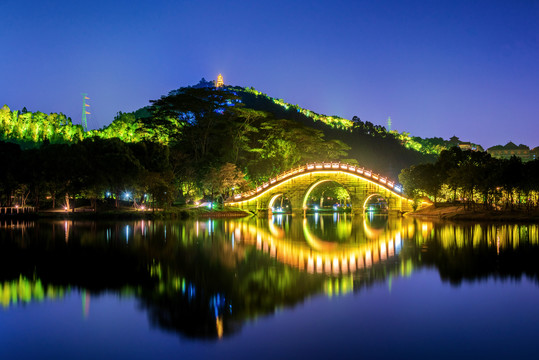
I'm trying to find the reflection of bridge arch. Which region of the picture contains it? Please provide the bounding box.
[227,217,404,276]
[302,218,338,252]
[226,162,428,215]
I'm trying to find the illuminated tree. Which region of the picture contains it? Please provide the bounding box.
[203,163,248,206]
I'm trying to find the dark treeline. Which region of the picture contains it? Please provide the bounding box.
[399,147,539,210]
[0,138,176,210]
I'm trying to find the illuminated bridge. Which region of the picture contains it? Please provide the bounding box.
[226,162,427,215]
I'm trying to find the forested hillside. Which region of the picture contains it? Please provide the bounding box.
[0,81,470,208]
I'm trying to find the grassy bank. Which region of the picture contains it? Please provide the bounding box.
[408,204,539,222]
[26,206,251,220]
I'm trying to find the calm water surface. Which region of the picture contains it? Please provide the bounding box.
[1,214,539,359]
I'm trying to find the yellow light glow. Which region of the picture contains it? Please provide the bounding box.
[216,316,223,338]
[316,256,323,273]
[333,257,339,274]
[227,162,412,207]
[307,256,314,273]
[216,74,224,87]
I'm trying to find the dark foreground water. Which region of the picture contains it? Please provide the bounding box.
[1,214,539,359]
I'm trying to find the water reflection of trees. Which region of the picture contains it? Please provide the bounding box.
[413,222,539,285]
[0,220,326,339]
[2,218,539,339]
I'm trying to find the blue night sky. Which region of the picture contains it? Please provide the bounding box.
[1,0,538,149]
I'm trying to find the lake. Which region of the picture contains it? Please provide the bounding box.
[1,214,539,359]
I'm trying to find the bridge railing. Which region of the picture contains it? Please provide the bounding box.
[230,162,404,202]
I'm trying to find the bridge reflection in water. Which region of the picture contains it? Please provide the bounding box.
[3,218,539,339]
[225,214,404,277]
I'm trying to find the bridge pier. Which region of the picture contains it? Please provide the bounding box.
[256,209,270,217]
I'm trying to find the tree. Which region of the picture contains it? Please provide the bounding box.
[399,162,444,204]
[246,119,350,181]
[203,163,248,207]
[140,171,176,210]
[0,141,23,206]
[499,156,524,209]
[80,138,141,208]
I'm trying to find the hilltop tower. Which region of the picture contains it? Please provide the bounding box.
[387,116,392,132]
[81,93,90,131]
[215,73,224,87]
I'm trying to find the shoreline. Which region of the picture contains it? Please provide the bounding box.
[4,205,539,223]
[0,207,252,220]
[406,205,539,222]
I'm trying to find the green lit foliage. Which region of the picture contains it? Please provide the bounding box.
[400,147,539,210]
[148,87,241,164]
[1,275,67,308]
[399,163,444,204]
[307,182,351,210]
[0,105,83,147]
[244,119,350,183]
[96,112,142,142]
[227,108,265,164]
[145,86,351,189]
[0,105,160,147]
[233,86,354,130]
[202,163,249,203]
[143,87,249,195]
[0,82,494,206]
[335,187,351,205]
[230,87,461,157]
[222,89,439,178]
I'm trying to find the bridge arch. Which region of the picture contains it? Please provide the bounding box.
[226,162,429,215]
[268,193,284,210]
[301,179,352,210]
[363,193,389,211]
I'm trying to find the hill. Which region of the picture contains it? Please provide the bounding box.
[1,80,461,180]
[226,86,436,178]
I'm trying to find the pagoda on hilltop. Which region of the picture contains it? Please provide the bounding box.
[215,73,224,87]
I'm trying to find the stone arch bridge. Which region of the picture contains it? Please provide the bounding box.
[226,162,427,215]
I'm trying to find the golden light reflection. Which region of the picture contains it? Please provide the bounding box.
[332,257,339,274]
[307,256,314,273]
[341,257,348,274]
[64,220,69,243]
[349,255,356,272]
[380,241,387,261]
[211,218,539,284]
[365,250,372,267]
[234,217,407,277]
[216,316,224,339]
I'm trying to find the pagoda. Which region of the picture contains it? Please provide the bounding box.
[215,73,224,87]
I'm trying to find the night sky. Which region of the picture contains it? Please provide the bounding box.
[2,0,538,149]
